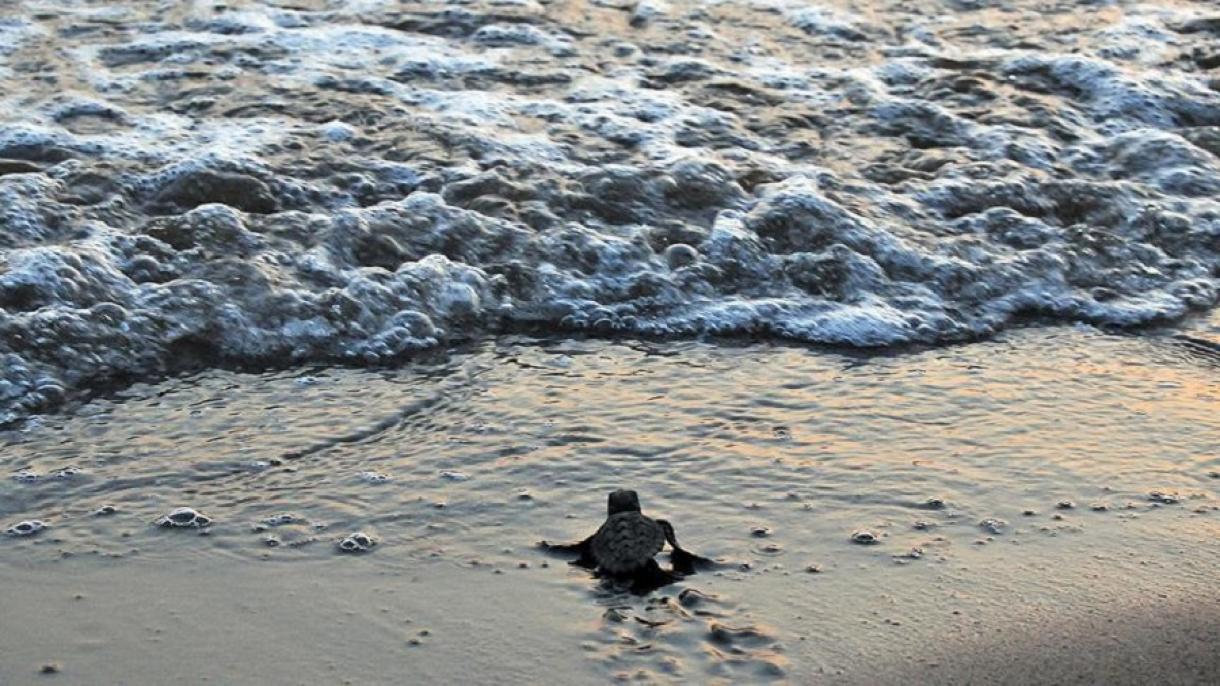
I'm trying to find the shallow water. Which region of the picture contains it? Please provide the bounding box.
[2,326,1217,681]
[3,0,1220,425]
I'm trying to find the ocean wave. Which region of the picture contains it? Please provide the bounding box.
[1,0,1218,423]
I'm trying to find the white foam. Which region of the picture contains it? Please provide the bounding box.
[0,18,46,57]
[1,0,1218,425]
[319,121,357,142]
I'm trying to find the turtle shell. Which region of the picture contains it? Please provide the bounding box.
[590,512,665,575]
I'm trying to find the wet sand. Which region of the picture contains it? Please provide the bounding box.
[897,597,1220,686]
[1,533,1217,685]
[0,558,595,685]
[2,326,1217,683]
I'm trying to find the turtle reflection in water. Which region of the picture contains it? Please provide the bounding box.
[541,489,713,593]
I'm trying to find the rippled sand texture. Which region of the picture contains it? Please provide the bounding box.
[2,0,1220,424]
[2,328,1218,682]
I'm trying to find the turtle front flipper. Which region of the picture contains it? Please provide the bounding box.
[656,519,714,575]
[538,534,598,569]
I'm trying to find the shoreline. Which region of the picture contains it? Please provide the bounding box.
[4,316,1218,434]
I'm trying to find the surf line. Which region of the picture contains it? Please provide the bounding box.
[280,362,491,461]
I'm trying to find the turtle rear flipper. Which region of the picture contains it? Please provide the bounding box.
[657,519,714,575]
[669,546,716,575]
[628,560,679,595]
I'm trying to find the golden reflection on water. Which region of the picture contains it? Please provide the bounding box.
[1,327,1216,568]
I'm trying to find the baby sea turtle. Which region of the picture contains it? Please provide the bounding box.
[540,489,711,592]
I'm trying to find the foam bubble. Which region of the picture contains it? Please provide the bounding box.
[979,518,1007,535]
[337,531,378,553]
[6,520,47,537]
[318,121,357,142]
[785,5,867,41]
[261,513,301,527]
[156,507,212,528]
[850,530,879,545]
[1148,491,1182,505]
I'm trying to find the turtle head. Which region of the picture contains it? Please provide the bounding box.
[607,489,642,515]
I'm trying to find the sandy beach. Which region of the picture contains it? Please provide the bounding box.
[3,327,1218,683]
[1,548,1217,685]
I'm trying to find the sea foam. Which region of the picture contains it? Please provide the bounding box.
[1,0,1218,424]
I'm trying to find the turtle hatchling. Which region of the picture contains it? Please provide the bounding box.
[540,489,711,592]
